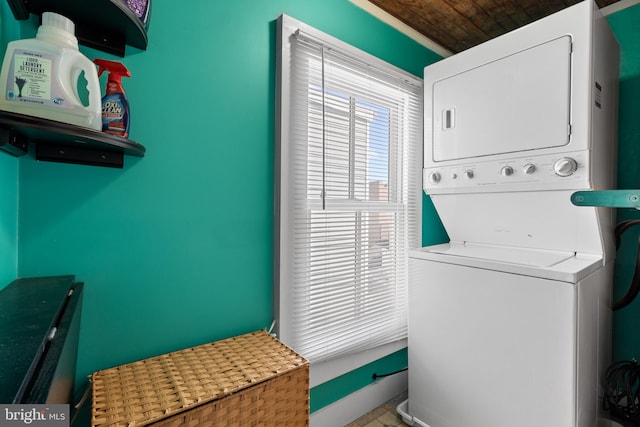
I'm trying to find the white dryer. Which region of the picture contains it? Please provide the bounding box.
[406,1,619,426]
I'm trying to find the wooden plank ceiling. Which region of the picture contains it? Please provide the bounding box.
[367,0,621,53]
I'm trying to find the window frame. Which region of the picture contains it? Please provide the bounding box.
[274,14,423,387]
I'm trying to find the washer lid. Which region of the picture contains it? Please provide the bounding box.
[430,242,573,267]
[411,242,603,283]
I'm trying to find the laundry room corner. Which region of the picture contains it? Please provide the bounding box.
[607,3,640,364]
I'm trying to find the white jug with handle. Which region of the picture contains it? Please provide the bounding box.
[0,12,102,130]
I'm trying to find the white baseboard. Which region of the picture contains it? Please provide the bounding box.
[310,371,408,427]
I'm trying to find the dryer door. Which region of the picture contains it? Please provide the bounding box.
[431,36,572,162]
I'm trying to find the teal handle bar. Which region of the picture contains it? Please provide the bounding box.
[571,190,640,209]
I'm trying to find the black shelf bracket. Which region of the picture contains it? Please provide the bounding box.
[36,143,124,168]
[0,127,28,157]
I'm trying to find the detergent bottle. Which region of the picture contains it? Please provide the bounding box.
[94,59,131,138]
[0,12,102,130]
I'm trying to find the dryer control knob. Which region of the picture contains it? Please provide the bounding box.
[500,166,514,176]
[554,157,578,177]
[429,171,441,184]
[464,170,474,179]
[523,163,536,175]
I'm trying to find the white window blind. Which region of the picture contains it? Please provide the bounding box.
[275,15,422,367]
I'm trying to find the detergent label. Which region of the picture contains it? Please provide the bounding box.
[5,49,70,109]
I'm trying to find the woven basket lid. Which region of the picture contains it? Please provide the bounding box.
[91,330,308,427]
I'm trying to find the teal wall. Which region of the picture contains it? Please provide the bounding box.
[0,4,18,287]
[0,144,17,289]
[607,4,640,363]
[0,0,442,416]
[310,348,409,413]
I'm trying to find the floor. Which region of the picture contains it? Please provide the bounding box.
[346,393,411,427]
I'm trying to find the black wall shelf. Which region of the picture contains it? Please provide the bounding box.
[6,0,150,56]
[0,111,145,168]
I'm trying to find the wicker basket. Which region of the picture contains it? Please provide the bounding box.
[91,330,309,426]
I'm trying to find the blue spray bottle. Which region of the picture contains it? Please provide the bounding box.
[95,59,131,137]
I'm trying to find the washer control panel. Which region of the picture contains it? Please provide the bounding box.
[423,151,590,194]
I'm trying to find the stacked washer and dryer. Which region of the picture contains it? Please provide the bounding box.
[405,1,619,426]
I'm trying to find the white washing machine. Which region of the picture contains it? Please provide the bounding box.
[409,244,612,427]
[406,1,619,426]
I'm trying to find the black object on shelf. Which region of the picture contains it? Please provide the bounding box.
[0,275,84,405]
[6,0,150,56]
[0,126,28,156]
[0,110,145,168]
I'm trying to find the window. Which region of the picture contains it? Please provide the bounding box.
[275,15,422,378]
